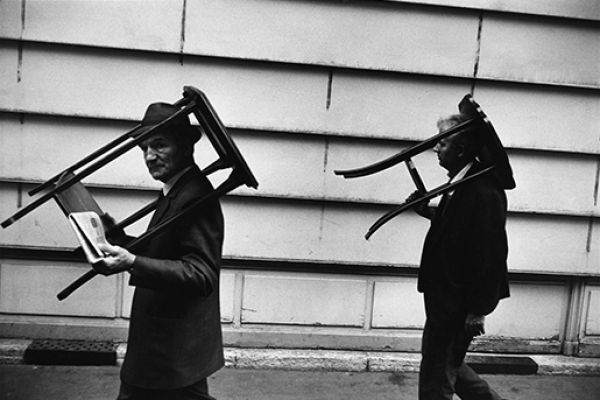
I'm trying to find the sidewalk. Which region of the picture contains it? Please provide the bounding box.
[3,364,600,400]
[2,338,600,376]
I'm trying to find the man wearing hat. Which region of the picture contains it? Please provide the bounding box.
[94,102,224,400]
[407,111,511,400]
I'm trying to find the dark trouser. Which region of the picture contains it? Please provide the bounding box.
[117,378,216,400]
[419,293,502,400]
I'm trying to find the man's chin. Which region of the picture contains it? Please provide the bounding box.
[149,169,168,182]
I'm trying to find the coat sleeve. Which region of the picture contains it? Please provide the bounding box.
[466,185,509,316]
[128,201,224,296]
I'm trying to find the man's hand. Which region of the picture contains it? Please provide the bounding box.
[92,243,135,276]
[465,313,485,337]
[406,190,433,220]
[100,213,129,246]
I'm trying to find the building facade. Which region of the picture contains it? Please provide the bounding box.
[1,0,599,357]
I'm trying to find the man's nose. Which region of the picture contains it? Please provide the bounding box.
[144,148,158,161]
[433,143,440,153]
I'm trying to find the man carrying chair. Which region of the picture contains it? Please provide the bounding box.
[408,111,511,400]
[94,102,224,400]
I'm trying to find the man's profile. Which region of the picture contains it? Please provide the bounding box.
[409,112,511,400]
[94,102,224,400]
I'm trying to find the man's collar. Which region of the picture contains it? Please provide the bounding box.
[448,161,474,184]
[162,165,193,195]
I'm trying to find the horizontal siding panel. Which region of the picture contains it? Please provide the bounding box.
[223,197,428,266]
[0,183,75,249]
[0,113,444,202]
[21,0,182,52]
[327,71,600,153]
[478,15,600,87]
[0,261,117,317]
[226,131,326,200]
[2,185,596,275]
[593,221,600,272]
[219,272,236,323]
[393,0,600,21]
[585,286,600,336]
[0,184,156,249]
[241,273,367,326]
[371,279,568,339]
[2,114,598,216]
[0,184,432,267]
[0,114,152,189]
[325,72,473,140]
[505,152,598,216]
[318,71,599,154]
[0,42,330,132]
[0,113,230,195]
[1,0,480,77]
[0,42,183,118]
[507,215,593,275]
[121,279,133,319]
[475,85,600,154]
[121,270,236,322]
[186,0,479,77]
[326,142,599,216]
[0,0,21,39]
[486,282,568,338]
[1,43,598,154]
[324,139,446,205]
[371,279,425,328]
[0,41,19,101]
[2,1,597,73]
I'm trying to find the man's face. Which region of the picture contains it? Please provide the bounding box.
[139,132,189,182]
[433,121,463,173]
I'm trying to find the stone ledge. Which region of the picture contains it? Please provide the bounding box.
[3,340,600,376]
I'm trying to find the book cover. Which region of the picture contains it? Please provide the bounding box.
[68,211,109,264]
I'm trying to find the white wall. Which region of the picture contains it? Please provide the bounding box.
[0,0,598,355]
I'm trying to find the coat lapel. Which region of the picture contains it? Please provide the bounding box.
[148,192,169,228]
[147,166,199,228]
[434,162,483,232]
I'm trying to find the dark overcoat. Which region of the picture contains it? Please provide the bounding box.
[121,165,224,389]
[417,162,510,319]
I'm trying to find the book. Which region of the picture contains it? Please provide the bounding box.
[68,211,109,264]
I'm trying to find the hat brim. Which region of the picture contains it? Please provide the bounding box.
[130,124,202,144]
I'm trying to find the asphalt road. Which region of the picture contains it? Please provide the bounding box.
[2,365,600,399]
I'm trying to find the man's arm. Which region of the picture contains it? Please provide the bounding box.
[93,202,223,296]
[128,206,223,295]
[467,184,508,317]
[406,190,434,220]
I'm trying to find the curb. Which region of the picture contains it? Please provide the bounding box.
[2,339,600,376]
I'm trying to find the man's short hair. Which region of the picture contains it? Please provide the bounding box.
[437,113,484,159]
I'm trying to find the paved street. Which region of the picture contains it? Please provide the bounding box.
[2,364,600,400]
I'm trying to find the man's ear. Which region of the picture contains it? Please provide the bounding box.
[456,144,466,159]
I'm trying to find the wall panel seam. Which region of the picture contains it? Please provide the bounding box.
[2,38,598,90]
[2,253,600,281]
[1,111,599,157]
[470,11,483,94]
[0,178,599,219]
[375,0,600,22]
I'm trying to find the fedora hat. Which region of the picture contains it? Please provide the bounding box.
[132,102,202,143]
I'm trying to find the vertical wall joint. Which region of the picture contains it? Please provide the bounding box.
[471,12,484,95]
[563,278,586,356]
[179,0,187,65]
[326,70,333,110]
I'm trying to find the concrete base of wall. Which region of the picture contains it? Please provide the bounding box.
[0,316,565,355]
[2,339,600,376]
